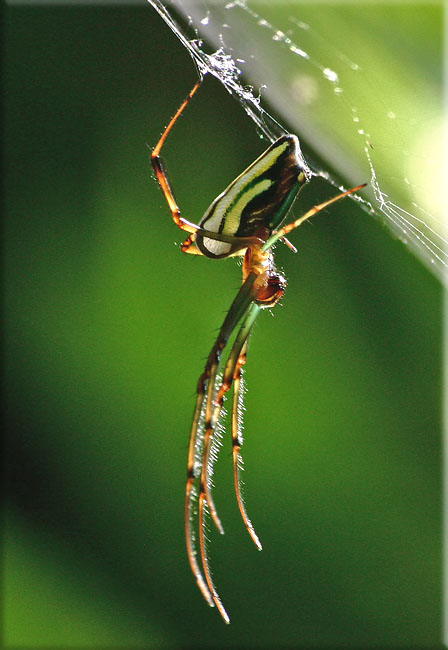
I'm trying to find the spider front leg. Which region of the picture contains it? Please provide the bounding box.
[185,274,257,621]
[230,340,263,551]
[197,301,261,623]
[208,309,262,551]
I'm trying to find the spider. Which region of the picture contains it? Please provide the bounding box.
[151,73,365,623]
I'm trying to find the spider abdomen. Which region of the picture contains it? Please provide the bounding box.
[196,134,310,259]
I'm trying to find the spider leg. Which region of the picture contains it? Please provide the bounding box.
[200,301,261,526]
[210,307,262,549]
[151,81,266,253]
[185,274,257,618]
[184,458,214,608]
[181,234,202,255]
[231,340,262,550]
[197,301,261,623]
[151,80,203,236]
[279,235,298,254]
[197,277,258,534]
[263,183,367,251]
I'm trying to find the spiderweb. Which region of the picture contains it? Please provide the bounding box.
[148,0,445,285]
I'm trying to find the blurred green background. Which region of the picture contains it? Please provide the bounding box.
[4,3,442,649]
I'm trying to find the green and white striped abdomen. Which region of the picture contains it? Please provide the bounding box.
[196,134,310,259]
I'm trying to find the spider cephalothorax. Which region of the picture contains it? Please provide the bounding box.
[243,244,286,308]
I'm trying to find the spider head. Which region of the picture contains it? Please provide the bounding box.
[255,271,286,308]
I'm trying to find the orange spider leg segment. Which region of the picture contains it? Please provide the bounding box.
[263,183,367,251]
[180,234,200,255]
[230,339,262,551]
